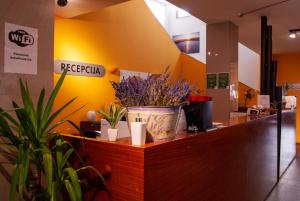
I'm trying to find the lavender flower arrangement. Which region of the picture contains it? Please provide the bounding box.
[111,70,192,107]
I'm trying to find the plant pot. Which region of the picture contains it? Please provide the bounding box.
[127,106,178,142]
[107,128,118,141]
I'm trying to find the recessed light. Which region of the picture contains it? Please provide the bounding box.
[289,32,296,39]
[289,29,300,39]
[57,0,68,7]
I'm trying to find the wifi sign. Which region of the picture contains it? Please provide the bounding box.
[9,29,34,47]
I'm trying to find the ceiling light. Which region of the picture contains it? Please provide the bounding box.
[57,0,68,7]
[289,29,300,39]
[289,32,296,39]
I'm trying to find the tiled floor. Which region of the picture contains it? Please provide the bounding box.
[266,145,300,201]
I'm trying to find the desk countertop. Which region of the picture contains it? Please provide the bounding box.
[62,112,280,149]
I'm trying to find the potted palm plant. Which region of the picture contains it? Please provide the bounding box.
[111,69,192,141]
[98,104,126,141]
[0,69,108,201]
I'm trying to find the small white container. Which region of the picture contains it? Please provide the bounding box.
[130,122,146,146]
[107,128,118,141]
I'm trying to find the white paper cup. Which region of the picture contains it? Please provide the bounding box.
[130,122,146,146]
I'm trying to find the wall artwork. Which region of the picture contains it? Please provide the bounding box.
[218,72,230,89]
[120,70,150,81]
[4,22,38,74]
[172,32,200,54]
[206,74,217,89]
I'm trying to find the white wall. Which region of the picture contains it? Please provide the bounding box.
[238,43,260,90]
[144,0,206,64]
[144,0,168,28]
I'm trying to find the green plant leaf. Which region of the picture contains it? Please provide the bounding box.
[55,137,64,178]
[19,79,36,122]
[42,68,68,128]
[61,148,74,168]
[0,111,20,146]
[36,88,45,134]
[46,104,86,134]
[9,165,20,201]
[64,180,78,201]
[43,149,54,197]
[98,104,126,128]
[19,145,30,194]
[76,166,108,193]
[64,167,82,201]
[0,108,20,127]
[42,97,77,135]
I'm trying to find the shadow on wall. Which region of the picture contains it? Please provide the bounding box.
[238,82,259,109]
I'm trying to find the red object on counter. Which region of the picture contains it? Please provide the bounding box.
[188,96,212,102]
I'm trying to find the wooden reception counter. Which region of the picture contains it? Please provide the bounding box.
[64,110,296,201]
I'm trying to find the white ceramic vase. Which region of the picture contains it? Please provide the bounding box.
[127,106,178,141]
[107,128,118,141]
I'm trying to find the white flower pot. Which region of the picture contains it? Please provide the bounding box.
[127,106,179,141]
[107,128,118,141]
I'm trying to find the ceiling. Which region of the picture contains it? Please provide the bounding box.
[54,0,128,18]
[55,0,300,54]
[168,0,300,54]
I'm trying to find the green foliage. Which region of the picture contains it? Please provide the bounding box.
[98,104,126,129]
[0,69,107,201]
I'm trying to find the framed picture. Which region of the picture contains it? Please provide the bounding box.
[172,32,200,54]
[206,74,217,89]
[218,73,229,89]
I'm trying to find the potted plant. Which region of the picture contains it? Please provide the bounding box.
[98,104,127,141]
[0,69,108,201]
[283,82,290,96]
[111,69,192,141]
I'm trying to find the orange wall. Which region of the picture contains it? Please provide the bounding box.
[238,82,258,108]
[274,53,300,142]
[177,54,206,94]
[54,0,206,133]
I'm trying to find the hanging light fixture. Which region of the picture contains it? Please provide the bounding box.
[289,29,300,39]
[57,0,68,7]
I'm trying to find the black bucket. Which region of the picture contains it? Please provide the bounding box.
[183,96,213,132]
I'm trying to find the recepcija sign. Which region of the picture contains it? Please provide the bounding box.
[54,60,105,77]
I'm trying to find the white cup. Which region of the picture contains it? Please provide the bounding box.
[130,122,146,146]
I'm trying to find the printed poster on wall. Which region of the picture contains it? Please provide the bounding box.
[172,32,200,54]
[218,72,229,89]
[206,74,217,89]
[4,22,38,74]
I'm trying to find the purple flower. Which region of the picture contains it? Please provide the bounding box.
[111,70,192,107]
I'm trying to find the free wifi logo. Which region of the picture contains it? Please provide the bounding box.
[9,29,34,47]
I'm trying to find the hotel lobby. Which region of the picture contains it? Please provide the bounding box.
[1,0,300,200]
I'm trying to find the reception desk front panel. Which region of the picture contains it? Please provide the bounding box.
[64,111,295,201]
